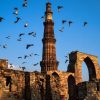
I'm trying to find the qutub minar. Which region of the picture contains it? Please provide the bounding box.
[40,2,59,73]
[0,2,100,100]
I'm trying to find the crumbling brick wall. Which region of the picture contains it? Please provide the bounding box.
[0,68,25,100]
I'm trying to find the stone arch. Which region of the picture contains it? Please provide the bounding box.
[51,72,60,88]
[51,72,60,100]
[52,72,60,79]
[68,75,77,100]
[67,51,100,84]
[83,57,96,81]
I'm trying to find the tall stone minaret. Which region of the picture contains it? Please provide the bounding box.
[40,2,59,73]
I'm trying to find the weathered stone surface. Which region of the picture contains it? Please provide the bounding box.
[67,51,100,84]
[0,2,100,100]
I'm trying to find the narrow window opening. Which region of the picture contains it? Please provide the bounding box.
[5,76,12,92]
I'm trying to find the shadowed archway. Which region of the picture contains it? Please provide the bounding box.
[52,72,59,79]
[67,51,98,84]
[83,57,96,81]
[68,75,77,100]
[52,72,60,100]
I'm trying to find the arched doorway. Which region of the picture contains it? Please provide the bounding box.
[83,57,96,81]
[45,75,52,100]
[68,75,77,100]
[52,72,60,100]
[52,72,59,79]
[52,72,60,88]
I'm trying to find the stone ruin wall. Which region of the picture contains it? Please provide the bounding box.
[0,68,25,100]
[68,51,100,84]
[0,51,100,100]
[47,71,74,100]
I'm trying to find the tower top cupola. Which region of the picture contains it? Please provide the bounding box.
[45,2,53,21]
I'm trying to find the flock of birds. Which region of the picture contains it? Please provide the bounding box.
[0,1,88,71]
[0,0,40,71]
[57,6,88,33]
[41,5,88,33]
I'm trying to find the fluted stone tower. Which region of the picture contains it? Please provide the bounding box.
[40,2,59,73]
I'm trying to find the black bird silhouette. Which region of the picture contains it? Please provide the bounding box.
[21,67,26,71]
[33,63,39,66]
[29,53,33,57]
[0,17,4,22]
[5,36,11,39]
[3,44,7,48]
[14,8,18,10]
[62,20,67,24]
[68,21,73,27]
[34,54,39,56]
[57,6,63,12]
[32,32,36,37]
[65,55,68,58]
[13,8,19,15]
[22,62,27,64]
[59,27,64,32]
[26,44,34,49]
[17,38,22,41]
[84,21,88,27]
[65,53,69,63]
[28,32,36,37]
[24,22,28,27]
[18,57,22,59]
[24,55,28,59]
[65,59,68,63]
[22,0,27,7]
[41,16,45,20]
[28,32,32,35]
[19,33,25,37]
[14,17,21,23]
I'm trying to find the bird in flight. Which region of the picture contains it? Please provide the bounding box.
[68,21,73,27]
[13,8,19,15]
[14,17,21,23]
[34,54,39,56]
[24,22,28,27]
[28,32,36,37]
[17,38,22,41]
[65,59,68,63]
[29,53,33,57]
[3,44,7,48]
[33,63,39,66]
[19,33,25,37]
[5,36,11,39]
[0,17,4,22]
[32,32,36,37]
[41,16,45,21]
[24,55,28,59]
[22,0,28,7]
[59,27,64,32]
[18,57,22,59]
[83,21,88,27]
[57,6,63,12]
[26,44,34,49]
[22,62,27,64]
[21,67,26,71]
[62,20,67,24]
